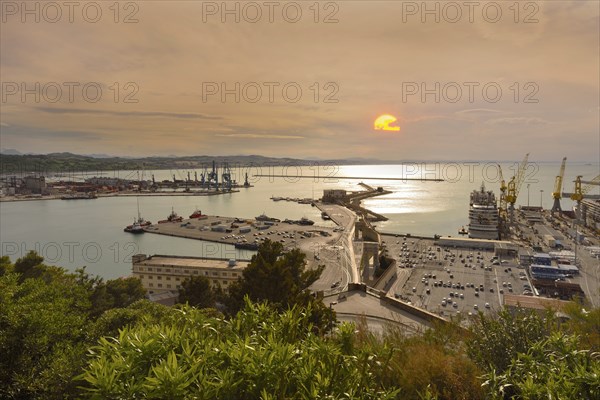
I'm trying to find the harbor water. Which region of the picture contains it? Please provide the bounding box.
[1,162,597,280]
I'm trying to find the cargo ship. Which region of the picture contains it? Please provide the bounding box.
[467,184,499,240]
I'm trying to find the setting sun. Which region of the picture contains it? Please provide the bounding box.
[374,114,400,131]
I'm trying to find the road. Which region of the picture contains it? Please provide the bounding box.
[309,203,359,294]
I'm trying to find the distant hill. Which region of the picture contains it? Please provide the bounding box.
[0,152,398,174]
[0,148,23,155]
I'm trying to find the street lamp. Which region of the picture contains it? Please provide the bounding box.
[540,190,544,209]
[527,184,530,207]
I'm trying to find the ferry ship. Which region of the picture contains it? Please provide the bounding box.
[468,184,499,240]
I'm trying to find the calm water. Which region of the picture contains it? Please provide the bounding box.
[1,162,598,280]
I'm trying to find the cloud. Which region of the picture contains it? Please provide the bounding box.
[216,134,305,140]
[35,107,221,120]
[2,126,103,140]
[455,109,505,116]
[485,117,550,126]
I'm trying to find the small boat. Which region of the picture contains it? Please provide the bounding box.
[61,192,97,200]
[124,219,145,234]
[133,197,151,226]
[158,208,183,223]
[256,213,280,222]
[235,242,259,250]
[458,226,468,235]
[297,217,315,226]
[189,208,205,219]
[270,196,283,201]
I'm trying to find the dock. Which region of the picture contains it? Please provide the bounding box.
[254,174,443,182]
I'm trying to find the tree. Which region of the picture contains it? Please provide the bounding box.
[12,250,64,282]
[0,252,151,399]
[0,256,12,276]
[226,239,323,311]
[89,276,146,318]
[224,239,333,331]
[177,275,216,308]
[0,273,91,399]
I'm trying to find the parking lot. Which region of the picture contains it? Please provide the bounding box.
[381,236,530,318]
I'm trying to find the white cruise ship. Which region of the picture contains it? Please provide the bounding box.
[468,184,499,240]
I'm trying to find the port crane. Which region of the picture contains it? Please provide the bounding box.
[221,162,233,191]
[550,157,567,215]
[562,174,600,223]
[505,153,530,222]
[563,174,600,202]
[496,164,509,238]
[497,164,507,218]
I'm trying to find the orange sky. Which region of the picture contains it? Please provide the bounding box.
[1,1,598,161]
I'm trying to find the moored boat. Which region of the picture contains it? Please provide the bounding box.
[235,242,259,250]
[189,208,205,219]
[124,220,145,234]
[61,192,97,200]
[256,213,280,222]
[158,208,183,223]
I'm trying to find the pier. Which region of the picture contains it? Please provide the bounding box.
[254,174,443,182]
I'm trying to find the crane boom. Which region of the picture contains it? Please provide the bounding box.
[571,174,600,201]
[497,164,507,215]
[506,153,529,205]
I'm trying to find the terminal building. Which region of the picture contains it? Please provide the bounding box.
[132,254,248,295]
[580,199,600,232]
[322,189,347,203]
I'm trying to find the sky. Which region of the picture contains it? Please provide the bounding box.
[1,0,599,162]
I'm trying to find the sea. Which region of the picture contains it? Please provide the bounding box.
[1,162,598,280]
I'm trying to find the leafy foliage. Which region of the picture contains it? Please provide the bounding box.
[82,300,399,399]
[0,272,90,399]
[467,308,552,373]
[2,250,600,399]
[0,253,153,399]
[483,333,600,399]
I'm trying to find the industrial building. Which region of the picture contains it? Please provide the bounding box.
[322,189,347,203]
[580,199,600,232]
[132,254,247,294]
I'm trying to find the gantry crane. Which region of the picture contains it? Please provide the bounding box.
[496,164,508,238]
[497,164,507,217]
[563,174,600,224]
[550,157,567,215]
[505,153,530,222]
[570,174,600,202]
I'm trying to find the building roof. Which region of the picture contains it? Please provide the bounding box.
[135,254,248,270]
[503,294,571,311]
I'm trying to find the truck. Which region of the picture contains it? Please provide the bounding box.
[543,235,556,248]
